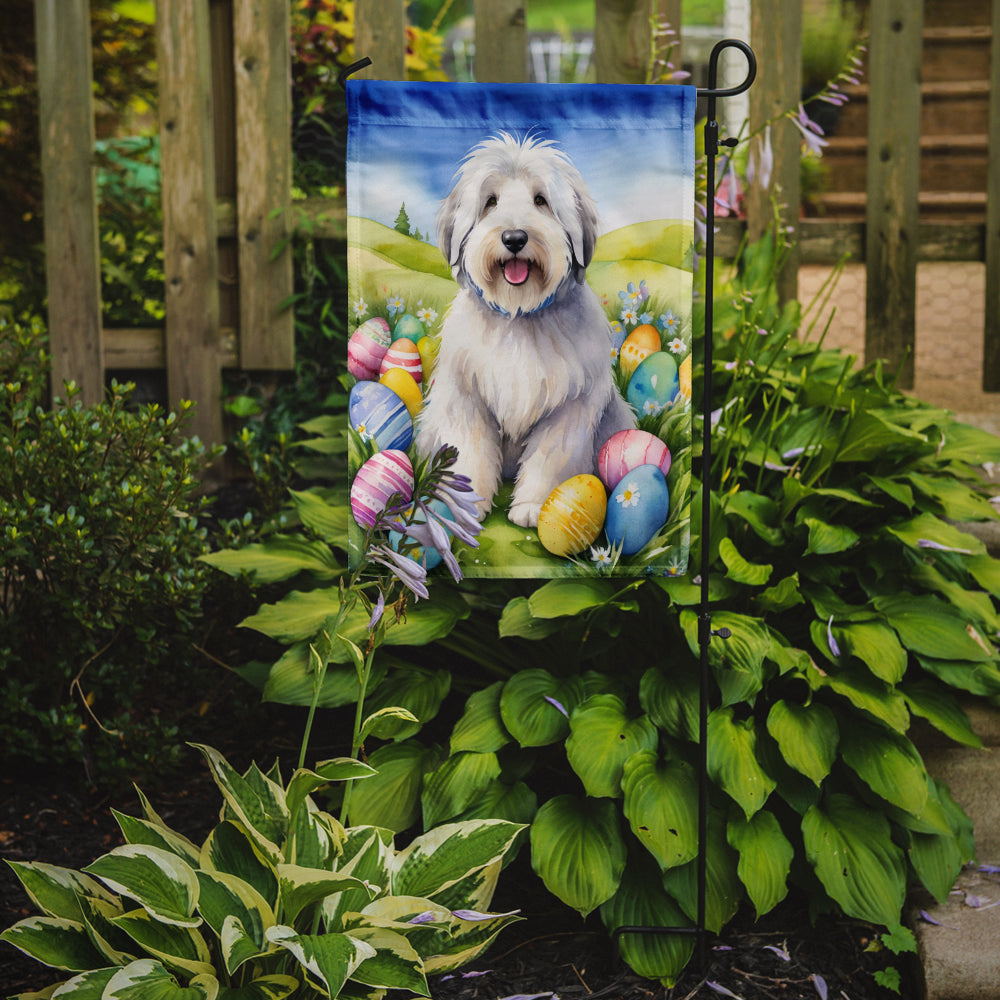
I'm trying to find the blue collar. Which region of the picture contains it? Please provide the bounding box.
[467,274,559,318]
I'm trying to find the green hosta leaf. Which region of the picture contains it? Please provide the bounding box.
[453,779,538,827]
[112,812,201,868]
[288,488,349,544]
[526,578,621,618]
[497,596,565,639]
[566,695,658,798]
[834,409,927,463]
[362,667,451,740]
[911,562,1000,633]
[707,708,776,819]
[727,811,793,918]
[285,760,376,823]
[0,916,107,971]
[839,718,929,817]
[765,700,838,786]
[909,827,966,905]
[724,490,784,545]
[103,959,218,999]
[599,853,694,987]
[421,751,502,828]
[111,908,214,978]
[967,553,1000,597]
[886,511,985,556]
[195,871,273,974]
[802,517,859,556]
[200,822,278,910]
[191,746,287,863]
[260,642,390,709]
[802,793,906,926]
[639,664,699,742]
[756,573,805,614]
[660,811,741,933]
[346,926,428,994]
[450,682,511,754]
[216,975,299,999]
[265,926,375,997]
[499,670,584,747]
[875,594,995,662]
[808,661,910,732]
[4,862,118,922]
[200,535,341,583]
[901,680,983,748]
[621,751,699,871]
[680,610,770,706]
[277,865,374,925]
[906,472,998,521]
[935,420,1000,465]
[83,846,200,928]
[360,706,422,742]
[718,536,772,585]
[530,795,626,917]
[834,621,907,684]
[393,820,524,901]
[347,740,442,832]
[916,655,1000,697]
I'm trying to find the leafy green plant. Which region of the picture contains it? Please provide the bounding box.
[1,743,524,998]
[0,317,221,783]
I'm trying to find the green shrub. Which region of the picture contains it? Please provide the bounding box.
[0,317,221,783]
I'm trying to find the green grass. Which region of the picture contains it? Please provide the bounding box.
[525,0,724,32]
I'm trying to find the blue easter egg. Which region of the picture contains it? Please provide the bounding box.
[604,464,670,556]
[349,380,413,451]
[627,351,679,418]
[388,499,454,570]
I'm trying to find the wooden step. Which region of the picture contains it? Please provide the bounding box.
[922,25,993,83]
[813,190,987,222]
[922,0,992,28]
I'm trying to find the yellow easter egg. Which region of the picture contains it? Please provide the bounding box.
[619,325,661,377]
[416,335,440,380]
[537,474,607,557]
[379,366,423,419]
[678,353,692,403]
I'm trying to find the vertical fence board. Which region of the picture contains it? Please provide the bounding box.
[747,0,801,304]
[983,0,1000,390]
[233,0,294,369]
[34,0,103,405]
[157,0,223,445]
[473,0,527,82]
[864,0,923,389]
[354,0,406,80]
[595,0,671,84]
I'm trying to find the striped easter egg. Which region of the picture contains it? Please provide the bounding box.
[349,380,413,451]
[598,429,671,491]
[379,339,423,384]
[348,317,391,380]
[350,450,414,528]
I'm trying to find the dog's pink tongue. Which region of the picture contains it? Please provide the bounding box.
[504,258,530,285]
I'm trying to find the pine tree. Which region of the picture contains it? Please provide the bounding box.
[394,203,411,236]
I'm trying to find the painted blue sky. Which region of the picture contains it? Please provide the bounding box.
[347,81,696,245]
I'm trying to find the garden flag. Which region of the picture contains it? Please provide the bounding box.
[346,80,696,579]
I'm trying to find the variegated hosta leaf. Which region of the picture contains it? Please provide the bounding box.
[200,822,278,910]
[450,681,511,754]
[110,908,214,979]
[420,860,501,918]
[195,870,274,974]
[344,926,429,995]
[499,669,585,747]
[42,966,117,997]
[420,751,502,829]
[288,802,343,870]
[102,958,218,999]
[285,760,375,824]
[706,707,776,819]
[727,810,793,918]
[765,700,838,786]
[802,793,906,926]
[565,695,658,799]
[838,718,929,817]
[322,829,393,931]
[421,906,523,975]
[214,974,299,1000]
[391,820,524,901]
[4,861,118,922]
[621,751,699,871]
[277,864,375,925]
[112,810,202,868]
[78,894,136,966]
[599,853,694,987]
[83,846,200,928]
[358,667,452,741]
[529,795,626,917]
[265,925,376,998]
[0,916,107,971]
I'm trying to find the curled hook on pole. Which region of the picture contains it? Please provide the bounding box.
[337,57,373,90]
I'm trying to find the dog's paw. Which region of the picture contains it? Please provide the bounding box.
[508,500,541,528]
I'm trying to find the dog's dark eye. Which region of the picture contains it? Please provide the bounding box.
[534,194,548,207]
[485,195,497,209]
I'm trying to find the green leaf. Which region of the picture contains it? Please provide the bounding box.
[719,536,772,585]
[110,909,214,978]
[4,862,118,922]
[529,795,626,917]
[639,664,699,742]
[566,695,658,798]
[32,967,117,998]
[885,511,985,556]
[838,718,929,817]
[901,680,982,748]
[83,846,200,928]
[802,793,906,926]
[803,517,859,555]
[362,667,451,740]
[875,594,995,662]
[755,573,805,614]
[276,865,374,925]
[835,621,907,684]
[834,409,928,463]
[345,926,429,994]
[680,610,770,706]
[285,759,376,822]
[450,682,511,754]
[916,655,1000,697]
[621,751,699,871]
[808,661,910,732]
[727,811,793,918]
[199,822,278,910]
[707,708,776,819]
[360,706,421,742]
[497,597,565,639]
[724,490,784,545]
[200,535,341,583]
[103,959,218,999]
[421,751,502,828]
[452,779,538,827]
[216,975,299,1000]
[765,700,838,786]
[499,670,584,747]
[195,871,274,974]
[288,488,349,544]
[260,643,384,709]
[967,553,1000,597]
[265,926,375,997]
[112,812,201,868]
[346,740,441,832]
[599,853,694,987]
[0,916,107,972]
[526,578,621,618]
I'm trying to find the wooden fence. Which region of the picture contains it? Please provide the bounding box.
[34,0,1000,445]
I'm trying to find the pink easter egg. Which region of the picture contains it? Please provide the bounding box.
[350,449,414,528]
[379,339,423,384]
[598,429,671,491]
[348,318,391,380]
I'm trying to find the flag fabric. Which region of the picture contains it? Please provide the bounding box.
[346,80,696,579]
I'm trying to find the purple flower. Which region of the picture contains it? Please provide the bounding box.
[917,538,972,554]
[791,104,829,157]
[747,125,774,191]
[826,615,841,658]
[367,590,385,631]
[544,695,569,718]
[451,908,520,921]
[407,911,438,925]
[812,974,828,1000]
[369,544,429,600]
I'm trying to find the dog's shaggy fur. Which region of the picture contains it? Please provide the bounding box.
[416,132,635,528]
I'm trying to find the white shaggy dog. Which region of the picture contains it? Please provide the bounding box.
[416,132,635,528]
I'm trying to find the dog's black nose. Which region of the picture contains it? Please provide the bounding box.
[501,229,528,254]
